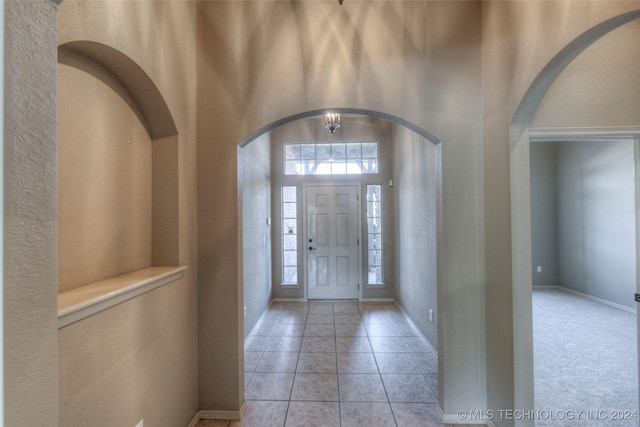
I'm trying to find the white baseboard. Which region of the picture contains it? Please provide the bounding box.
[360,297,394,303]
[186,411,200,427]
[196,401,248,422]
[536,285,636,314]
[393,300,438,358]
[441,409,492,426]
[272,298,307,302]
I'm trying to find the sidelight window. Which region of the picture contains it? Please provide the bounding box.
[282,186,298,285]
[366,184,383,285]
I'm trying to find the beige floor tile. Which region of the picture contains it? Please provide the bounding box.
[255,351,299,373]
[304,323,335,337]
[229,400,288,427]
[338,373,387,402]
[291,373,338,401]
[334,323,367,336]
[381,373,437,403]
[413,351,437,374]
[271,323,305,337]
[244,336,269,352]
[266,336,303,352]
[336,352,378,374]
[391,402,443,426]
[296,352,337,373]
[394,323,418,336]
[403,336,432,352]
[334,313,363,324]
[365,323,400,337]
[340,402,396,427]
[244,351,262,372]
[245,372,294,400]
[374,352,420,374]
[285,401,340,427]
[301,336,336,352]
[369,336,409,353]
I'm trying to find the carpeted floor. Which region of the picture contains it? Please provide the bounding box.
[533,288,639,426]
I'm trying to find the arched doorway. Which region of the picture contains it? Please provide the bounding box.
[510,9,640,418]
[237,108,445,420]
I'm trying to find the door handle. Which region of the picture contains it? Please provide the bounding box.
[308,246,316,251]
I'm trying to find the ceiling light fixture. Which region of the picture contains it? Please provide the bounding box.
[338,0,344,4]
[324,113,341,134]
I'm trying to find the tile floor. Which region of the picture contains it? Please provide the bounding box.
[196,301,478,427]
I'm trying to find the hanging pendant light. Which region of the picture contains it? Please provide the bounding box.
[324,113,341,134]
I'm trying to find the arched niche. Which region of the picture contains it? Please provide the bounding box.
[57,40,182,325]
[509,9,640,416]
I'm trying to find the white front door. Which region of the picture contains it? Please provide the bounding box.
[305,184,360,299]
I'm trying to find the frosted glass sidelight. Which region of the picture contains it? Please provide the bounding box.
[366,184,383,285]
[282,186,298,284]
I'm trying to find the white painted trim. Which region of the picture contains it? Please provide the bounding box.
[365,283,387,288]
[245,300,278,351]
[272,298,307,303]
[360,297,394,303]
[279,283,300,288]
[185,411,200,427]
[57,266,188,329]
[394,300,438,357]
[530,126,640,142]
[542,285,637,314]
[441,410,490,426]
[199,401,248,420]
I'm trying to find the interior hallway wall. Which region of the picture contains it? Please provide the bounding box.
[530,140,636,310]
[557,140,636,309]
[197,1,484,414]
[56,2,200,426]
[530,142,559,287]
[4,1,59,424]
[241,132,272,338]
[392,124,438,350]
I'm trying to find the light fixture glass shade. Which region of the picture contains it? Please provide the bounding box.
[324,113,341,134]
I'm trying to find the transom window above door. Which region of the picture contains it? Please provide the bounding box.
[284,142,378,175]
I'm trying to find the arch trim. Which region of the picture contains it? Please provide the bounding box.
[58,40,178,140]
[238,108,441,148]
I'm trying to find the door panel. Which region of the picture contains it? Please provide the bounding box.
[306,184,359,299]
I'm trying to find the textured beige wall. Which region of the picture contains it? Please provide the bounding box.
[4,1,59,425]
[481,2,640,425]
[392,124,438,350]
[532,18,640,128]
[58,63,152,292]
[57,1,199,426]
[58,275,197,427]
[198,0,484,413]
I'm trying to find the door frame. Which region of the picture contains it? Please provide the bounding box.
[302,181,363,301]
[529,126,640,411]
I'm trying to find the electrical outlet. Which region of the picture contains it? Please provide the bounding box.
[536,266,542,273]
[429,309,433,322]
[244,306,247,318]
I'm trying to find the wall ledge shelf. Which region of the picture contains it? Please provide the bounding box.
[58,265,188,329]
